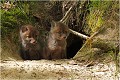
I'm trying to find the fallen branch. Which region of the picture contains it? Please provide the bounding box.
[69,29,89,39]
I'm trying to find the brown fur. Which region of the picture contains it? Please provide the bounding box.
[19,24,42,60]
[45,21,70,59]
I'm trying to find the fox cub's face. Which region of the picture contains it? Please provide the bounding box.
[20,25,39,46]
[50,21,69,40]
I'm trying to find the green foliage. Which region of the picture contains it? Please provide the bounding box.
[75,1,119,64]
[1,1,35,38]
[87,1,113,34]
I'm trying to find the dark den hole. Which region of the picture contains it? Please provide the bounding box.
[67,34,84,59]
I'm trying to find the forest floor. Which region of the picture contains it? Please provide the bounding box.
[0,59,120,80]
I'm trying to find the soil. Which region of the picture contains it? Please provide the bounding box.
[0,59,119,80]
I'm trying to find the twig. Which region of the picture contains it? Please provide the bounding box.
[60,1,76,23]
[60,1,89,39]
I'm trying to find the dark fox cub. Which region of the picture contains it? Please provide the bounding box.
[19,24,42,60]
[46,21,70,59]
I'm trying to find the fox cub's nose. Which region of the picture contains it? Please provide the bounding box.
[62,35,67,39]
[30,39,37,44]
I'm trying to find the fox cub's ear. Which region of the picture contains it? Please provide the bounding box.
[21,26,28,33]
[51,20,57,28]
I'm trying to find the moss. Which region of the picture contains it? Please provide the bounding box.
[92,39,115,52]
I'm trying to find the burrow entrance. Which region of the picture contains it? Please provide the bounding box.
[67,33,85,59]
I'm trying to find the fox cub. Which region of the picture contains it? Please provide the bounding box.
[46,21,70,59]
[19,24,42,60]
